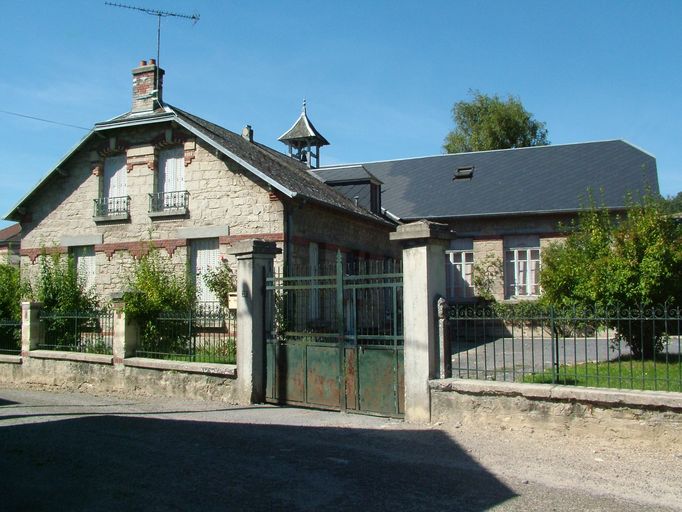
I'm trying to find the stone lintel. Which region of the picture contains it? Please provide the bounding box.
[390,219,454,243]
[176,225,229,240]
[228,239,282,259]
[61,234,104,247]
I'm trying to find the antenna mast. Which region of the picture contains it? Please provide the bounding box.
[105,2,199,91]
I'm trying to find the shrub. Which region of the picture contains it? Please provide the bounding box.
[124,250,196,353]
[32,252,99,313]
[540,196,682,358]
[202,259,236,309]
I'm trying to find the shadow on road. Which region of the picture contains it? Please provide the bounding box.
[0,413,516,511]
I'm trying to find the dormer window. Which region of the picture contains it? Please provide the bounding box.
[453,165,474,180]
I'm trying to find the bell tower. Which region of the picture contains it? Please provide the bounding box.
[278,100,329,169]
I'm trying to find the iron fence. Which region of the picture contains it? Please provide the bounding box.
[0,319,21,355]
[39,309,114,355]
[135,302,236,364]
[445,303,682,392]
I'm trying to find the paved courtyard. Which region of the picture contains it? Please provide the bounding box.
[0,386,680,511]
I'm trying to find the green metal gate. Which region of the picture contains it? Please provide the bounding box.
[265,253,404,417]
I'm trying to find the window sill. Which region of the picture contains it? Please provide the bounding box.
[149,207,188,219]
[94,212,130,223]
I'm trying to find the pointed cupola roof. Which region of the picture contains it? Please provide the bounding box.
[278,100,330,148]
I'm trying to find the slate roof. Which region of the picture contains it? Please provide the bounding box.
[6,104,388,226]
[313,165,382,184]
[320,141,658,220]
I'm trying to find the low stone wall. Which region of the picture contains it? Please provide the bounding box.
[0,353,238,403]
[430,379,682,445]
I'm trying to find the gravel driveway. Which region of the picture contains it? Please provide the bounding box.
[1,385,680,511]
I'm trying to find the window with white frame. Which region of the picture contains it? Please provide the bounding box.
[72,246,96,291]
[446,250,475,299]
[505,247,541,298]
[445,238,475,300]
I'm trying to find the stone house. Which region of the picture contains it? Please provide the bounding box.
[0,223,21,266]
[316,141,659,302]
[4,60,396,303]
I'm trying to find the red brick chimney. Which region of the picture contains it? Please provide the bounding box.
[131,59,164,113]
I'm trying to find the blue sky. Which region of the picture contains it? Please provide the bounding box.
[1,0,680,229]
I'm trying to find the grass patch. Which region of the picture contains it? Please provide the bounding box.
[524,356,682,392]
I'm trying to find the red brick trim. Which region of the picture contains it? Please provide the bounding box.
[21,246,67,263]
[22,233,285,263]
[95,239,190,260]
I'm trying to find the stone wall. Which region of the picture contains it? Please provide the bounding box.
[289,203,397,270]
[430,379,682,444]
[19,122,284,299]
[0,357,238,403]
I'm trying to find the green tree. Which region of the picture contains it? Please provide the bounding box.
[540,198,682,358]
[662,191,682,214]
[0,264,21,321]
[444,90,549,153]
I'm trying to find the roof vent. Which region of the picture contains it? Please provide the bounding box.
[453,165,474,180]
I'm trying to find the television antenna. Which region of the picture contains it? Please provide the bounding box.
[105,2,200,90]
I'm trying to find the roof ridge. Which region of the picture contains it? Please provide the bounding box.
[320,139,628,168]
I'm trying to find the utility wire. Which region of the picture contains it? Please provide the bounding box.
[0,109,90,131]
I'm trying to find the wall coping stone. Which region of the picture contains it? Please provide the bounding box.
[0,355,22,364]
[228,239,282,258]
[390,219,454,242]
[29,350,114,365]
[430,378,682,412]
[124,357,237,377]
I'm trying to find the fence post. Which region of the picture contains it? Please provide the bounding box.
[390,220,453,422]
[437,297,451,379]
[111,295,138,364]
[21,301,42,356]
[228,239,281,404]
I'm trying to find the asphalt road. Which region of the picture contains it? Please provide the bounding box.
[0,386,679,511]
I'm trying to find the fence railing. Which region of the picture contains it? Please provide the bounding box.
[135,302,236,364]
[0,319,21,355]
[148,190,189,213]
[39,309,114,355]
[445,303,682,392]
[93,195,130,218]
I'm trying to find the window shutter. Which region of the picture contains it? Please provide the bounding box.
[191,238,220,304]
[159,147,184,193]
[104,155,126,198]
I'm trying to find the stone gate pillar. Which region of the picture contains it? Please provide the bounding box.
[21,301,42,356]
[390,220,452,422]
[228,240,281,404]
